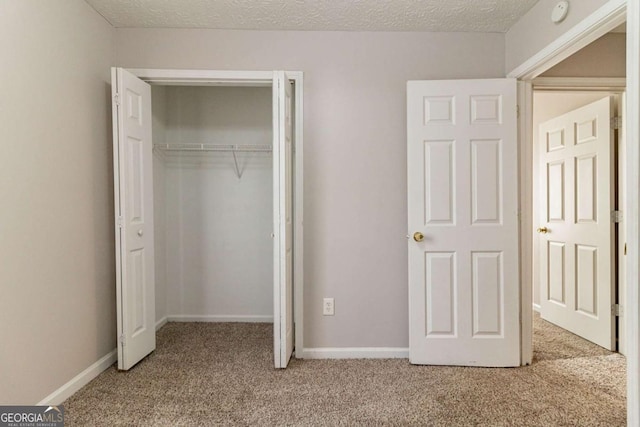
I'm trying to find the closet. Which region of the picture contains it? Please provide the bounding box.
[111,68,298,372]
[152,84,274,324]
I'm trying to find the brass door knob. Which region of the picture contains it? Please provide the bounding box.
[537,227,549,234]
[413,232,425,242]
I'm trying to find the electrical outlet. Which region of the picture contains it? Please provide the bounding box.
[323,298,335,316]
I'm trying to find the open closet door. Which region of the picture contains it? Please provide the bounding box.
[273,71,294,368]
[407,79,520,367]
[112,67,156,370]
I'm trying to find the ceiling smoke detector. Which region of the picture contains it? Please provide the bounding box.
[551,1,569,24]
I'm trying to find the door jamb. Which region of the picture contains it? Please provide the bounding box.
[125,68,305,358]
[507,1,639,424]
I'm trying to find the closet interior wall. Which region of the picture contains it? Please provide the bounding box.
[152,85,274,323]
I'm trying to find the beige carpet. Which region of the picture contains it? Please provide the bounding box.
[64,314,626,426]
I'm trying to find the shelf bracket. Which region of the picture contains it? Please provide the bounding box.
[232,148,243,179]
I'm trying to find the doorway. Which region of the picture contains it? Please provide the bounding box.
[532,89,625,353]
[111,68,304,370]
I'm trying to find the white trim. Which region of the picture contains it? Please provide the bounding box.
[518,80,534,366]
[111,67,125,370]
[290,71,305,359]
[128,68,274,85]
[156,316,168,331]
[300,347,409,359]
[507,0,626,80]
[166,315,274,323]
[626,1,640,424]
[533,77,626,91]
[533,303,541,313]
[37,350,117,405]
[618,92,627,357]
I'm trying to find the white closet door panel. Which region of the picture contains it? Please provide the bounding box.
[273,71,294,368]
[112,67,156,370]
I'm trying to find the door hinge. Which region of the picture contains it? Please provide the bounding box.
[611,116,622,130]
[612,304,623,317]
[611,210,623,223]
[113,93,120,106]
[116,216,124,229]
[119,334,126,346]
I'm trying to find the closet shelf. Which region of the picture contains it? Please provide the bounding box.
[154,143,271,179]
[153,143,272,153]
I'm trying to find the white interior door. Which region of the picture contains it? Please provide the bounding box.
[407,78,520,367]
[273,71,294,368]
[538,96,615,350]
[112,67,156,370]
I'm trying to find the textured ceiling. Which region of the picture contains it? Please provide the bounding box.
[84,0,540,32]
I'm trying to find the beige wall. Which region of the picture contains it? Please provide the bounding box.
[0,1,115,404]
[506,0,612,73]
[115,29,505,349]
[542,33,626,77]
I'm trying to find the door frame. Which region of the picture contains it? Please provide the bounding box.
[125,68,306,357]
[507,0,639,424]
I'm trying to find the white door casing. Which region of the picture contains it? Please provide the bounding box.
[538,96,616,350]
[273,71,294,368]
[619,93,626,356]
[112,67,156,370]
[407,78,520,367]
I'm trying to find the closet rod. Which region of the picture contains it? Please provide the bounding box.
[153,143,272,153]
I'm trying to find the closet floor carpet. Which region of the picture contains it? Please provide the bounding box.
[64,315,626,426]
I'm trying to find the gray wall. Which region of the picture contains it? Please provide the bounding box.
[0,1,115,404]
[115,29,505,349]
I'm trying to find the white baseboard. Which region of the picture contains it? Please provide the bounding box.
[300,347,409,359]
[533,303,541,313]
[37,349,117,405]
[166,315,273,323]
[156,316,168,331]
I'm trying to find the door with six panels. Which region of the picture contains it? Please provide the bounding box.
[407,79,520,367]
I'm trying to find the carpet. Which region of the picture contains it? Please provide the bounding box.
[64,314,626,426]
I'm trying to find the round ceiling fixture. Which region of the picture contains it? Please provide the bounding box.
[551,1,570,24]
